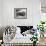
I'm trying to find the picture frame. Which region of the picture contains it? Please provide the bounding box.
[14,8,27,19]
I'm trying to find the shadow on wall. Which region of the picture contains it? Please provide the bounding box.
[0,27,5,40]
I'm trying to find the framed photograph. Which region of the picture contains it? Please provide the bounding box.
[14,8,27,19]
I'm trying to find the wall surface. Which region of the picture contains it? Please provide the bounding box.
[0,0,41,27]
[0,0,3,26]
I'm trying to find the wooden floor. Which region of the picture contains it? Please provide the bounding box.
[40,37,46,45]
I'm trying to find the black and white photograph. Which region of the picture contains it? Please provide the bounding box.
[14,8,27,19]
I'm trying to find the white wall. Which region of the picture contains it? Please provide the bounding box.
[1,0,41,27]
[0,0,3,26]
[32,0,41,28]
